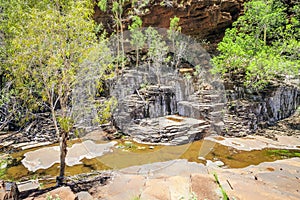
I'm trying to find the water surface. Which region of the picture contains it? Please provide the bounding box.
[2,139,300,183]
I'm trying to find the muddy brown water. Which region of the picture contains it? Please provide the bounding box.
[2,139,300,186]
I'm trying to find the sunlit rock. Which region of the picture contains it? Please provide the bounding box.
[22,140,117,172]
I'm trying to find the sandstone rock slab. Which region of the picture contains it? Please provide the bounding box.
[28,186,76,200]
[22,140,117,172]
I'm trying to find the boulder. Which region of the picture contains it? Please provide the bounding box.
[75,191,93,200]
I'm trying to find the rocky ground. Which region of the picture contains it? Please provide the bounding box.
[1,109,299,199]
[256,111,300,140]
[88,116,300,200]
[20,157,300,200]
[16,112,300,200]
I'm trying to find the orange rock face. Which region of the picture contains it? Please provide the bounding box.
[94,0,244,43]
[142,0,244,41]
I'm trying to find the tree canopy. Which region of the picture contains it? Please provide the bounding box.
[0,0,111,185]
[212,0,300,89]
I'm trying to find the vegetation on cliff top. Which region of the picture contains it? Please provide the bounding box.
[212,0,300,89]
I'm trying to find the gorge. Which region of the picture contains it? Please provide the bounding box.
[0,0,299,199]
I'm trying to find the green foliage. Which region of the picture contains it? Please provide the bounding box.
[129,16,142,30]
[131,196,141,200]
[145,27,169,84]
[160,1,165,7]
[0,155,12,179]
[146,27,168,62]
[119,141,138,150]
[98,0,107,11]
[168,16,181,49]
[178,192,198,200]
[97,63,115,95]
[236,0,286,44]
[38,182,45,190]
[267,149,300,158]
[140,82,149,89]
[57,117,74,133]
[168,16,186,68]
[169,16,181,33]
[1,0,112,183]
[130,0,150,15]
[212,0,300,89]
[129,16,145,67]
[0,0,44,114]
[2,0,90,106]
[1,0,110,124]
[112,1,121,14]
[189,192,198,200]
[46,193,61,200]
[96,97,117,124]
[184,73,192,80]
[193,65,202,76]
[167,16,181,45]
[111,0,130,70]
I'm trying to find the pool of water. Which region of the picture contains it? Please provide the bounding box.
[2,138,300,183]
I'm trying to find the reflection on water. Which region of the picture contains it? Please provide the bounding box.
[2,139,300,182]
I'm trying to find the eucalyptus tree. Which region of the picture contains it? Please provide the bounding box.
[128,16,145,67]
[0,0,45,129]
[145,27,169,85]
[98,0,130,70]
[167,16,187,68]
[1,0,111,185]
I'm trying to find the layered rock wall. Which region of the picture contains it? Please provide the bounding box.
[141,0,244,41]
[94,0,245,45]
[225,85,300,136]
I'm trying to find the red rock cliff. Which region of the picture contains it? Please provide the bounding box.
[94,0,244,47]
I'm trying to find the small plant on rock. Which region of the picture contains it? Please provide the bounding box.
[46,193,61,200]
[213,172,229,200]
